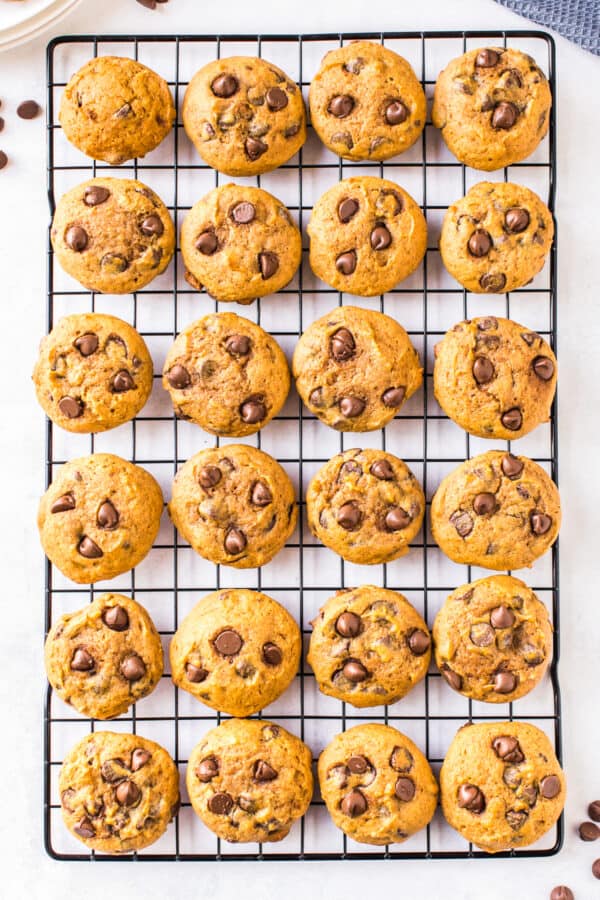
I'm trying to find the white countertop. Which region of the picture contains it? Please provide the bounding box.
[1,0,599,897]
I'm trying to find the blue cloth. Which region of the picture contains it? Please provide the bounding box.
[495,0,600,55]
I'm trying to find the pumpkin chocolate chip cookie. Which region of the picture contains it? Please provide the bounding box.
[307,177,427,296]
[430,451,561,571]
[183,56,306,176]
[162,312,290,436]
[181,183,302,303]
[306,448,424,565]
[432,47,552,171]
[59,731,180,853]
[292,306,422,432]
[168,445,297,569]
[38,453,164,584]
[59,56,176,165]
[308,585,430,708]
[433,316,557,439]
[440,721,565,853]
[45,593,164,719]
[433,575,552,703]
[309,41,426,161]
[439,182,554,294]
[33,313,154,433]
[51,177,175,294]
[186,718,313,843]
[318,724,438,846]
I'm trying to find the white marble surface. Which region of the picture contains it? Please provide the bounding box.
[1,0,599,897]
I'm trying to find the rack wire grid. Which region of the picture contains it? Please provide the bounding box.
[44,30,560,862]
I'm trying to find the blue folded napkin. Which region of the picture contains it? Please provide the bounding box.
[495,0,600,55]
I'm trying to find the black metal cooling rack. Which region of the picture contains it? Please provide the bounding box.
[44,30,560,862]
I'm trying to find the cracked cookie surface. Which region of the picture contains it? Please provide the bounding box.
[163,312,290,436]
[440,721,565,853]
[182,56,306,176]
[434,315,557,439]
[308,585,430,708]
[186,718,313,843]
[51,177,175,294]
[430,450,561,571]
[59,56,175,165]
[59,731,180,853]
[38,453,164,584]
[168,444,297,569]
[45,593,163,719]
[432,47,552,171]
[306,448,424,565]
[309,41,426,161]
[33,313,154,433]
[318,723,438,845]
[433,575,552,703]
[292,305,422,432]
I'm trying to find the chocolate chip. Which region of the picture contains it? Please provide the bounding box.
[100,758,127,783]
[395,777,415,802]
[492,101,518,129]
[531,510,552,535]
[589,801,600,823]
[224,526,246,555]
[74,817,95,838]
[381,386,406,408]
[501,453,524,479]
[336,250,357,275]
[506,809,528,830]
[490,606,515,629]
[17,100,40,119]
[120,654,146,681]
[254,760,278,782]
[71,648,94,671]
[262,642,282,666]
[258,251,279,279]
[337,501,361,530]
[78,536,102,558]
[208,792,233,815]
[390,746,414,773]
[494,670,517,693]
[284,122,301,138]
[475,48,500,67]
[442,665,462,691]
[101,253,128,273]
[245,136,268,160]
[457,784,485,813]
[65,226,88,252]
[370,459,394,480]
[266,86,288,110]
[231,201,255,224]
[195,230,218,255]
[225,334,250,356]
[492,735,524,763]
[593,860,600,880]
[196,757,219,782]
[370,224,392,251]
[115,780,141,808]
[84,186,109,207]
[335,611,362,638]
[468,229,492,257]
[472,356,495,385]
[58,395,84,419]
[450,510,473,538]
[339,396,365,418]
[501,407,523,431]
[479,272,507,292]
[384,506,411,531]
[533,356,555,381]
[140,215,164,237]
[540,775,561,799]
[97,499,119,530]
[211,74,238,98]
[198,466,221,490]
[505,207,530,233]
[385,100,408,125]
[73,332,99,357]
[0,151,7,170]
[309,387,325,408]
[251,481,272,506]
[478,317,498,331]
[470,623,495,647]
[240,398,266,424]
[408,629,430,656]
[114,103,132,118]
[473,492,496,515]
[214,629,243,656]
[347,755,369,774]
[51,492,75,513]
[186,663,208,683]
[341,788,367,817]
[111,370,134,393]
[328,94,354,117]
[550,888,574,900]
[579,821,600,841]
[102,605,129,631]
[338,198,359,223]
[330,327,355,360]
[343,659,368,682]
[167,364,191,389]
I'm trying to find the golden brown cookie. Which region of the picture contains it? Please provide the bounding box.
[432,47,552,170]
[318,724,438,846]
[59,56,175,165]
[51,177,175,294]
[433,576,552,703]
[38,453,164,584]
[45,593,163,719]
[433,315,557,439]
[430,451,561,571]
[309,41,426,161]
[439,182,554,294]
[308,585,430,708]
[169,589,301,717]
[182,56,306,176]
[181,183,302,303]
[162,312,290,436]
[440,721,565,853]
[186,718,313,843]
[292,306,422,432]
[306,448,424,565]
[33,313,154,433]
[59,731,180,853]
[307,177,427,296]
[168,444,297,569]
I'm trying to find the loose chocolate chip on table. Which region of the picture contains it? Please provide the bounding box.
[468,229,492,257]
[199,465,221,489]
[74,817,95,838]
[78,536,103,559]
[470,623,495,647]
[450,510,473,538]
[246,137,268,160]
[395,777,416,802]
[492,101,518,129]
[120,654,146,681]
[0,150,7,170]
[494,671,517,693]
[341,788,367,817]
[254,760,278,782]
[195,230,218,255]
[140,215,164,237]
[17,100,40,119]
[338,198,359,223]
[84,186,109,207]
[550,888,574,900]
[533,356,555,381]
[225,334,250,356]
[208,792,234,815]
[475,48,500,67]
[58,396,84,419]
[196,757,219,782]
[381,386,406,408]
[579,821,600,841]
[492,735,524,763]
[211,74,238,98]
[531,511,552,535]
[112,370,135,393]
[337,501,361,530]
[328,94,354,117]
[65,226,88,252]
[167,364,191,389]
[370,459,394,480]
[593,859,600,880]
[540,775,561,799]
[408,629,430,656]
[441,665,462,691]
[385,100,408,125]
[505,207,530,233]
[258,251,279,279]
[490,606,515,629]
[472,356,495,384]
[335,611,362,638]
[224,526,246,555]
[343,659,368,682]
[240,398,266,424]
[589,801,600,823]
[74,332,99,355]
[186,663,208,683]
[51,492,76,513]
[71,648,94,671]
[501,407,523,431]
[384,506,411,531]
[336,250,357,275]
[214,629,243,656]
[370,224,392,250]
[262,642,282,666]
[473,492,496,515]
[115,780,141,807]
[501,453,524,479]
[479,272,507,292]
[266,86,288,111]
[339,396,365,418]
[102,605,129,632]
[230,201,255,224]
[97,500,119,530]
[330,327,355,361]
[457,784,486,813]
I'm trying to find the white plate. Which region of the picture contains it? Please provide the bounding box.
[0,0,82,52]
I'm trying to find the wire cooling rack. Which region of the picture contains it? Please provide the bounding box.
[44,30,560,861]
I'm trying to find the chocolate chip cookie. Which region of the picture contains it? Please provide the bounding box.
[309,41,426,161]
[170,589,301,717]
[38,453,164,584]
[45,593,163,719]
[59,731,180,853]
[430,451,561,571]
[292,306,422,432]
[434,316,557,439]
[182,56,306,176]
[432,47,552,171]
[181,183,302,303]
[186,718,313,843]
[59,56,176,165]
[51,177,175,294]
[306,448,424,565]
[168,444,297,569]
[162,312,290,436]
[308,585,430,708]
[307,177,427,296]
[439,182,554,294]
[440,721,565,853]
[318,724,438,846]
[33,313,154,433]
[433,575,552,703]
